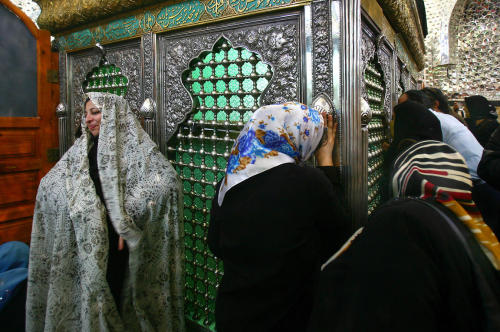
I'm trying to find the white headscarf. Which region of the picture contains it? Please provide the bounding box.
[218,102,325,205]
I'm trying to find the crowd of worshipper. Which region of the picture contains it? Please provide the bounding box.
[0,88,499,332]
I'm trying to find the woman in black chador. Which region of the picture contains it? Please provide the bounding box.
[208,102,350,332]
[309,140,500,332]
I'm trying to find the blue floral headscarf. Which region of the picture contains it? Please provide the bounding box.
[217,102,325,205]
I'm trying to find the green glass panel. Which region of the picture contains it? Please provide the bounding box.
[194,182,203,194]
[242,78,253,92]
[191,67,200,79]
[217,111,227,122]
[195,252,204,265]
[205,110,214,121]
[257,77,268,91]
[215,64,225,77]
[184,195,192,207]
[205,185,215,198]
[123,77,128,84]
[203,81,213,93]
[194,168,203,180]
[185,235,193,248]
[202,66,213,78]
[194,197,203,209]
[227,64,238,77]
[195,211,204,223]
[175,152,181,163]
[230,95,241,108]
[217,171,225,182]
[186,262,194,275]
[243,111,253,123]
[186,249,194,262]
[195,225,204,237]
[204,140,214,152]
[196,239,205,252]
[186,288,195,302]
[228,79,239,92]
[192,141,202,151]
[205,199,212,209]
[227,48,238,61]
[205,170,215,182]
[217,96,227,108]
[196,280,206,293]
[241,49,252,59]
[182,152,191,163]
[216,80,226,93]
[207,271,217,284]
[184,208,192,221]
[203,53,213,63]
[186,275,195,289]
[193,154,202,166]
[196,266,205,280]
[256,61,268,75]
[215,142,225,154]
[243,95,255,108]
[185,221,193,234]
[207,256,216,270]
[182,167,192,178]
[229,111,240,122]
[193,110,203,121]
[215,50,225,62]
[205,96,215,108]
[183,181,191,193]
[205,155,214,167]
[241,62,253,76]
[216,157,227,170]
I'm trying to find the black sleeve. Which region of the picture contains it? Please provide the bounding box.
[313,166,352,263]
[207,182,222,259]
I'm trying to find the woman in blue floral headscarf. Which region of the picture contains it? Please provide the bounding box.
[208,102,351,332]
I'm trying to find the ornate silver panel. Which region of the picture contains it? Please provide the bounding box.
[312,0,333,99]
[376,35,394,122]
[157,11,303,153]
[395,58,403,98]
[66,39,143,140]
[361,28,376,101]
[142,33,155,101]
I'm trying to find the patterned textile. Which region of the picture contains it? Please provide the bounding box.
[391,140,500,270]
[218,102,325,205]
[27,93,185,332]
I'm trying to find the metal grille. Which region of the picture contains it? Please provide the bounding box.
[82,64,128,96]
[166,37,272,331]
[364,59,386,215]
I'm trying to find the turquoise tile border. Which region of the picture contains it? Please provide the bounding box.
[56,0,307,51]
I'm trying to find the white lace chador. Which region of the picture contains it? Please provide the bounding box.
[27,93,185,332]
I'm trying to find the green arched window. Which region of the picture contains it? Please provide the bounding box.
[166,37,273,331]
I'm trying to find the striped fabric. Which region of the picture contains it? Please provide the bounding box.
[392,140,500,270]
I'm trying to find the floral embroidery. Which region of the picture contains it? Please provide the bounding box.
[218,102,324,205]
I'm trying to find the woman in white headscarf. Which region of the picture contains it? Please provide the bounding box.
[208,102,351,332]
[27,92,185,332]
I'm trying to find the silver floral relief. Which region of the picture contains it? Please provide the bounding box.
[395,59,403,98]
[159,34,219,147]
[159,20,300,144]
[68,41,143,137]
[142,33,154,101]
[361,31,376,101]
[376,36,393,122]
[312,0,332,98]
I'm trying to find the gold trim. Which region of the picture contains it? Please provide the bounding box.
[376,0,425,70]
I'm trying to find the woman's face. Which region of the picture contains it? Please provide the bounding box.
[85,100,102,136]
